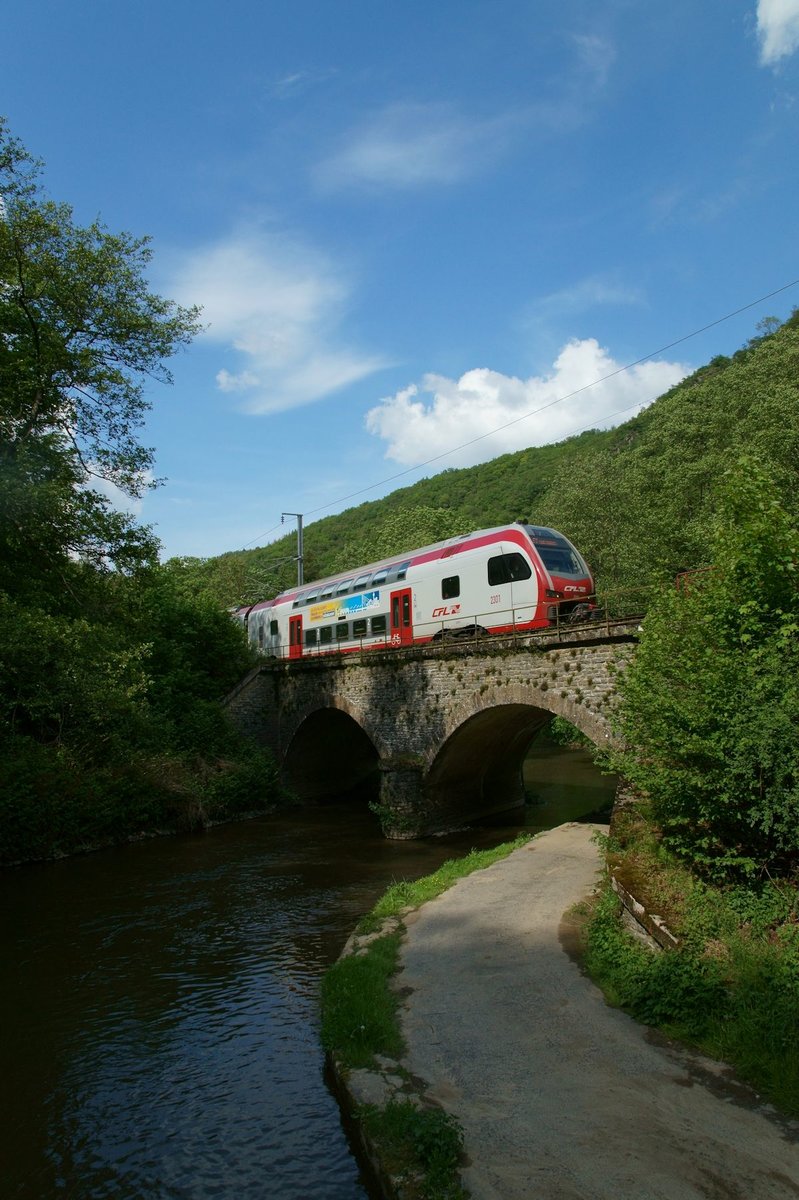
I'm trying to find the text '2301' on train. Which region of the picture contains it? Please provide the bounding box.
[235,522,596,661]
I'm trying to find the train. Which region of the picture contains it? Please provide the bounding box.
[235,522,596,660]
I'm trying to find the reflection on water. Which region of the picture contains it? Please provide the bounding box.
[523,737,616,827]
[0,739,615,1200]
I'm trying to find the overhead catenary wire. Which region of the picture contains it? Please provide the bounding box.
[240,276,799,550]
[241,393,651,564]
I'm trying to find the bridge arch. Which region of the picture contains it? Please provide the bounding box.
[424,702,549,826]
[431,681,613,761]
[282,700,381,804]
[225,631,636,837]
[420,685,612,831]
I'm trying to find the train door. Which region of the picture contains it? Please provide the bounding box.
[289,614,303,659]
[389,588,413,646]
[509,560,539,630]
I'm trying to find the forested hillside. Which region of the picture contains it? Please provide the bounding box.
[172,312,799,607]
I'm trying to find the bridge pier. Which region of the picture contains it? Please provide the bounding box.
[375,760,429,839]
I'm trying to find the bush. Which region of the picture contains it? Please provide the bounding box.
[611,459,799,881]
[585,866,799,1115]
[360,1101,466,1200]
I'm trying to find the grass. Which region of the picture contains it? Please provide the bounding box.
[356,833,532,934]
[359,1101,468,1200]
[320,931,405,1069]
[583,805,799,1116]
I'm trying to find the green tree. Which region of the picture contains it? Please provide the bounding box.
[0,117,200,591]
[337,504,469,568]
[611,458,799,880]
[0,121,282,864]
[539,314,799,598]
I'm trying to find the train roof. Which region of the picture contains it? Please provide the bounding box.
[265,522,571,607]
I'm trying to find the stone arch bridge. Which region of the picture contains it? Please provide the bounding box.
[226,623,638,838]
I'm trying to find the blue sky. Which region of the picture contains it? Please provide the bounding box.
[4,0,799,559]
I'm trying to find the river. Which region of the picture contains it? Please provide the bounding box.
[0,740,616,1199]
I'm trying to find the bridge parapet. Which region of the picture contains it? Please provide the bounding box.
[226,626,638,837]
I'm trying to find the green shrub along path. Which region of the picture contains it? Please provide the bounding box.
[588,807,799,1119]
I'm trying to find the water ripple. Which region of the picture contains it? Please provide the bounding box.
[1,749,616,1198]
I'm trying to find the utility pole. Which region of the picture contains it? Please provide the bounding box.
[281,512,304,586]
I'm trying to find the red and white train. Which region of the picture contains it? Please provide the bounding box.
[237,522,595,660]
[233,520,595,662]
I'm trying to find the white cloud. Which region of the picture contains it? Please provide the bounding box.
[271,67,338,98]
[311,35,614,192]
[649,176,756,228]
[757,0,799,64]
[530,276,644,319]
[170,229,388,413]
[86,470,154,515]
[365,339,688,467]
[216,368,260,393]
[314,34,616,195]
[314,102,516,191]
[572,34,616,89]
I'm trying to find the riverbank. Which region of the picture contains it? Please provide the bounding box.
[328,824,799,1199]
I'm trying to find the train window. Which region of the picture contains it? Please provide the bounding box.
[303,590,319,605]
[527,529,586,576]
[371,614,387,634]
[336,579,353,595]
[536,545,583,575]
[292,593,306,609]
[395,561,411,581]
[352,618,368,637]
[336,621,349,641]
[442,575,460,599]
[372,568,388,586]
[258,623,265,647]
[488,555,508,585]
[319,626,333,645]
[270,620,279,636]
[488,553,532,585]
[304,628,318,647]
[506,553,532,581]
[353,573,371,591]
[320,584,335,600]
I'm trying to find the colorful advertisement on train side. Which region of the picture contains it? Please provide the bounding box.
[309,590,381,622]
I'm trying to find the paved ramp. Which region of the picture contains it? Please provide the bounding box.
[398,823,799,1200]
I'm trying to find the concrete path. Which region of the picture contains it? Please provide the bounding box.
[398,823,799,1200]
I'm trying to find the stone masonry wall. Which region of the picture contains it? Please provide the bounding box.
[225,633,637,836]
[231,639,634,759]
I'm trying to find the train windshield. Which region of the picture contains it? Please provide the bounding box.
[524,526,588,578]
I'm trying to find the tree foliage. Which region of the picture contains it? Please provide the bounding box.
[0,120,278,864]
[336,504,469,569]
[0,116,202,612]
[0,118,200,498]
[538,313,799,597]
[610,459,799,880]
